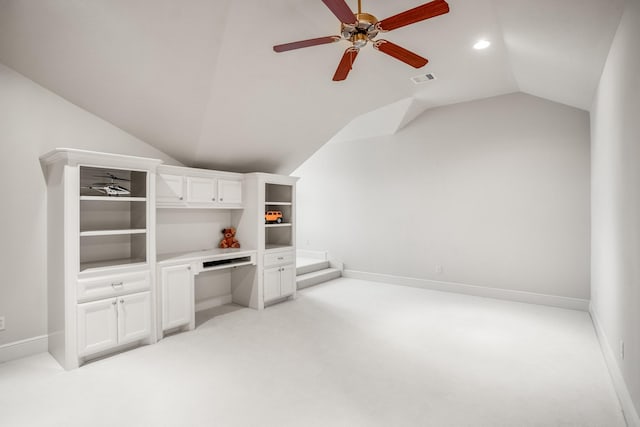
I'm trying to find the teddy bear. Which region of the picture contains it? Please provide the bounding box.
[219,227,240,249]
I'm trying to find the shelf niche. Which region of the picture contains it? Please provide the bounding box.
[80,166,147,198]
[265,183,292,205]
[79,233,147,272]
[78,165,149,272]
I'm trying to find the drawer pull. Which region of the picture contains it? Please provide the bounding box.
[111,282,124,289]
[277,257,284,260]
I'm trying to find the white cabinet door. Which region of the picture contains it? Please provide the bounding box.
[218,179,242,205]
[280,264,296,297]
[157,174,185,204]
[117,292,151,345]
[187,176,217,204]
[161,264,193,331]
[263,267,281,302]
[77,298,118,357]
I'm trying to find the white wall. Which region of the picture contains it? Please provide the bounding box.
[0,63,179,347]
[590,0,640,421]
[295,92,590,299]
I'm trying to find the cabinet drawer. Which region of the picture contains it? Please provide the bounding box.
[263,251,295,267]
[77,271,150,302]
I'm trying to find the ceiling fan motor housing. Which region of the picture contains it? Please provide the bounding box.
[341,12,379,47]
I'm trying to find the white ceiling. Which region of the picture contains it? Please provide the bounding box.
[0,0,624,173]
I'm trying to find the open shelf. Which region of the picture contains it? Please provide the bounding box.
[79,258,147,273]
[80,229,147,237]
[80,233,147,269]
[80,196,146,202]
[264,201,291,206]
[265,223,292,228]
[265,183,292,204]
[80,166,147,198]
[265,243,294,251]
[79,165,149,271]
[264,182,294,250]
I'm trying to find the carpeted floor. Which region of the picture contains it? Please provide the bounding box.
[0,278,625,426]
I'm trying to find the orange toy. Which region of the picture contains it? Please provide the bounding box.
[219,227,240,249]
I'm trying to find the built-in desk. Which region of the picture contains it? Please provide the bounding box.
[156,248,257,338]
[158,248,257,271]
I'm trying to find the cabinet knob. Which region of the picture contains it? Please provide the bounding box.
[120,299,124,304]
[212,197,216,201]
[112,301,117,306]
[220,198,223,201]
[179,196,183,200]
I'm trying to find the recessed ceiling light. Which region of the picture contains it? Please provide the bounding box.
[473,40,491,50]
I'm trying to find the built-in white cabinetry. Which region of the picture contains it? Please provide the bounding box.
[77,291,151,357]
[263,255,296,303]
[160,263,194,332]
[157,173,184,205]
[218,179,243,204]
[77,297,118,357]
[236,174,299,309]
[263,250,296,302]
[41,149,161,370]
[157,165,243,209]
[187,176,216,204]
[42,149,298,369]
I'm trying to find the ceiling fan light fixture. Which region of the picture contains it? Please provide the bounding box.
[352,33,369,48]
[473,39,491,50]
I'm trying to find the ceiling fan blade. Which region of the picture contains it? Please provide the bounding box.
[321,0,357,25]
[273,36,341,53]
[377,0,450,32]
[333,47,359,81]
[373,40,428,68]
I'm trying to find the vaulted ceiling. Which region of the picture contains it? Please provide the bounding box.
[0,0,624,174]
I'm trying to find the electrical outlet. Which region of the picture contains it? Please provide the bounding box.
[0,316,5,331]
[620,340,625,360]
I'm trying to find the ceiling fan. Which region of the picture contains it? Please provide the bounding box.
[273,0,450,81]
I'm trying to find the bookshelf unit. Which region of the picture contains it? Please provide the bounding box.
[236,173,299,310]
[40,149,162,369]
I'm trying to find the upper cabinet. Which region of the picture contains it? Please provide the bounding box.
[157,165,243,209]
[157,173,184,205]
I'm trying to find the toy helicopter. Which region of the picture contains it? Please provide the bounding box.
[82,172,131,196]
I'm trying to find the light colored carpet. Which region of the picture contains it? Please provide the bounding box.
[0,278,625,426]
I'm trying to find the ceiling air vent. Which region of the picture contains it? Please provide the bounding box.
[411,73,437,84]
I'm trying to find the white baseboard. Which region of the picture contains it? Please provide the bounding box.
[0,335,48,364]
[590,305,640,427]
[195,294,233,312]
[343,270,590,311]
[296,249,327,261]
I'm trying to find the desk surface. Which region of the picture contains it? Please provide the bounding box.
[157,248,257,265]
